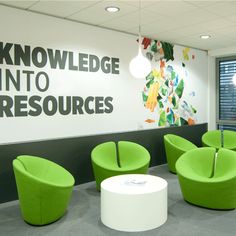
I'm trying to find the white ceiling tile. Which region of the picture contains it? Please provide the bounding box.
[99,8,164,34]
[0,1,37,9]
[100,19,137,32]
[225,13,236,23]
[197,18,235,32]
[29,1,101,18]
[140,16,196,36]
[213,24,236,39]
[68,1,138,25]
[204,1,236,17]
[205,27,232,40]
[145,0,199,16]
[116,8,164,25]
[165,24,211,38]
[185,0,217,8]
[124,0,160,8]
[169,9,219,25]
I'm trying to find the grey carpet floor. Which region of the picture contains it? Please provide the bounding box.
[0,164,236,236]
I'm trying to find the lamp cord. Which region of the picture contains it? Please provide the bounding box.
[138,0,141,48]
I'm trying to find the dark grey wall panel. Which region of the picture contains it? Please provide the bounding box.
[0,123,207,203]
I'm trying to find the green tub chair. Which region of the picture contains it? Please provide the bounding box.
[202,130,236,151]
[13,155,75,225]
[91,141,150,190]
[176,147,236,210]
[164,134,197,173]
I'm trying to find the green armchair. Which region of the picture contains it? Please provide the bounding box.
[164,134,197,173]
[202,130,236,150]
[176,147,236,209]
[13,155,75,225]
[91,141,150,190]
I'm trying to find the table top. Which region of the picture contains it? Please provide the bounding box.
[101,174,167,195]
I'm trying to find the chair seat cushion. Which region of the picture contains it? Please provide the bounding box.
[176,148,236,209]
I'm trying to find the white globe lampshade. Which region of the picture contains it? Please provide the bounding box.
[232,73,236,86]
[129,47,151,79]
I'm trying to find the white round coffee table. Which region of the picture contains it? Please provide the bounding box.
[101,174,168,232]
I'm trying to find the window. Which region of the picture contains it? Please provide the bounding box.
[216,57,236,131]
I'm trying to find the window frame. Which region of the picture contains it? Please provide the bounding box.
[216,56,236,127]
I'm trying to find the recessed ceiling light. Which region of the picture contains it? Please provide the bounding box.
[105,6,120,13]
[200,35,211,39]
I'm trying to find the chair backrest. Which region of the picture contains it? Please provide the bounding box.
[214,148,236,178]
[202,130,221,147]
[202,130,236,149]
[16,155,49,179]
[15,155,74,186]
[13,159,34,181]
[176,147,216,178]
[223,130,236,149]
[91,142,119,168]
[92,141,150,169]
[164,134,197,151]
[118,141,150,168]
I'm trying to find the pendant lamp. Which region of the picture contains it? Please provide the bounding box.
[129,1,151,79]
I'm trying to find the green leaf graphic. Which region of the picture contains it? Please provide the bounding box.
[142,92,148,102]
[171,71,176,80]
[158,111,166,126]
[180,117,188,125]
[146,79,154,89]
[161,41,174,61]
[150,40,158,53]
[191,105,197,114]
[159,100,164,108]
[167,112,174,125]
[172,95,176,107]
[161,88,167,96]
[175,79,184,98]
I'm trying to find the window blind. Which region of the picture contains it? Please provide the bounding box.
[218,57,236,130]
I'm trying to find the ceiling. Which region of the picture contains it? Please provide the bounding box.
[1,0,236,51]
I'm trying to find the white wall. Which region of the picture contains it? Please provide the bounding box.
[207,55,216,130]
[0,6,208,144]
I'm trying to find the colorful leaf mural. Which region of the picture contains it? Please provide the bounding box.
[143,38,174,62]
[141,37,197,127]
